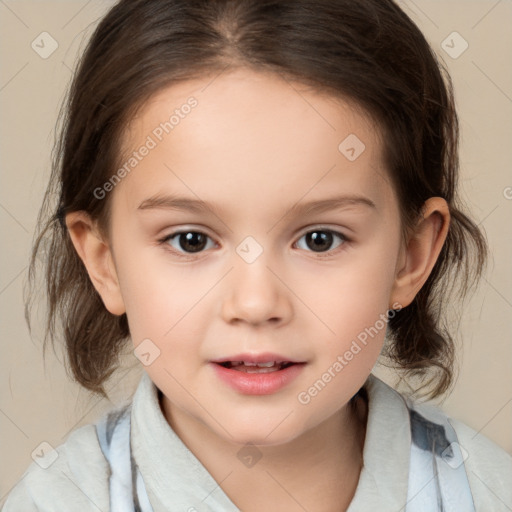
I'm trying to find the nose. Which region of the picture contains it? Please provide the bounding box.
[220,249,293,327]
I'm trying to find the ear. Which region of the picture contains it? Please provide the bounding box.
[65,211,126,316]
[390,197,450,308]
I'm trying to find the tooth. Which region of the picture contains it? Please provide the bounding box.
[243,362,258,366]
[256,361,276,367]
[245,366,279,373]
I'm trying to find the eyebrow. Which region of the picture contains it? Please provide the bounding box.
[137,193,376,217]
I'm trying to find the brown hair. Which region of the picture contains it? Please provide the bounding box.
[25,0,487,400]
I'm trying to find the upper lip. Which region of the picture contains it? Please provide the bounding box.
[210,352,305,364]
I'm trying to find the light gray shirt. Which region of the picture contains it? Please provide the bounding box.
[2,371,511,511]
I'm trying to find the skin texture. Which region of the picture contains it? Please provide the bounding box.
[66,68,450,511]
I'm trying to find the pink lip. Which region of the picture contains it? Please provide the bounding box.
[210,353,306,395]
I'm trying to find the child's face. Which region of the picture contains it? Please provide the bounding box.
[107,68,405,444]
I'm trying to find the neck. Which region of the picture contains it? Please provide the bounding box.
[160,391,368,511]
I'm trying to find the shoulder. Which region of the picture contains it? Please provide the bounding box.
[1,422,110,512]
[407,398,512,511]
[449,416,512,511]
[363,375,512,511]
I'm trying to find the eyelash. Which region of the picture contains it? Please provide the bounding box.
[157,227,350,260]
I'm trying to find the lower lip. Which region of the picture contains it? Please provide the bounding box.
[211,363,305,395]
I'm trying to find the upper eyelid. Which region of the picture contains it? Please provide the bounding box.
[163,225,348,237]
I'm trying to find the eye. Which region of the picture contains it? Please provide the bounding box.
[158,227,349,258]
[159,230,216,256]
[294,228,348,254]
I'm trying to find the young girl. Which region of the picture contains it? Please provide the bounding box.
[3,0,511,510]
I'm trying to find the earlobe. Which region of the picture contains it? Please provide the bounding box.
[390,197,450,308]
[65,211,126,316]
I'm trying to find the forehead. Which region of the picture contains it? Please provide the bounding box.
[112,68,393,217]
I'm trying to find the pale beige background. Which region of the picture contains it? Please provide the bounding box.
[1,0,511,503]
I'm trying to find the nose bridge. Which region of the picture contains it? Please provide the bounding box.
[220,235,291,325]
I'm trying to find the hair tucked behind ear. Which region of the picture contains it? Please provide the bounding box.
[25,0,487,399]
[378,57,488,400]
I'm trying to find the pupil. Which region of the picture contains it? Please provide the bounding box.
[180,232,207,252]
[307,231,332,252]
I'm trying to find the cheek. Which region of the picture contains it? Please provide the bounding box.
[303,237,399,384]
[310,240,398,332]
[114,246,192,340]
[296,256,395,422]
[116,248,221,377]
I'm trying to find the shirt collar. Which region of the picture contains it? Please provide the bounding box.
[347,373,411,511]
[131,370,410,511]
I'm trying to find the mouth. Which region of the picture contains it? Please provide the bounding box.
[210,353,306,395]
[215,360,298,373]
